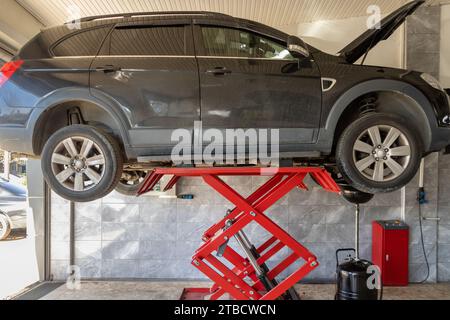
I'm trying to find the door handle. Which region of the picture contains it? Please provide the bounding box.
[96,65,121,73]
[206,67,232,75]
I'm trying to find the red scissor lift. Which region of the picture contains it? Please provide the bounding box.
[138,167,341,300]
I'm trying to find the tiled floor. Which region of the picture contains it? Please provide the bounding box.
[35,281,450,300]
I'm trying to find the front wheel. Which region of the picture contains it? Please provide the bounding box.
[336,113,423,194]
[42,125,123,202]
[0,211,12,240]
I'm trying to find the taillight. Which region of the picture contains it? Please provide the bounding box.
[0,60,24,87]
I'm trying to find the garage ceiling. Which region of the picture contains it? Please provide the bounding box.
[16,0,447,28]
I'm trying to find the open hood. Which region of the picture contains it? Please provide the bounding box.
[339,0,424,64]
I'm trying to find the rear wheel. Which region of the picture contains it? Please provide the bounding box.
[42,125,123,202]
[115,170,148,196]
[336,113,422,194]
[0,211,12,241]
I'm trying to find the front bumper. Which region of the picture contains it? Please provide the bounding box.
[430,90,450,151]
[430,126,450,152]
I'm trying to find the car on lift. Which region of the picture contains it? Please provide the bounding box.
[1,1,450,202]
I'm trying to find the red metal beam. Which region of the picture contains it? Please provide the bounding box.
[138,167,340,196]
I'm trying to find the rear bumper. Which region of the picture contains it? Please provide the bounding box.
[0,126,34,156]
[0,107,43,156]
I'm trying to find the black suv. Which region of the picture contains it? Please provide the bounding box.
[1,1,450,202]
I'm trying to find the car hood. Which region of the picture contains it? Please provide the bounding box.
[338,0,424,64]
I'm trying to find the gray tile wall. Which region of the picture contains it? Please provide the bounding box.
[405,154,439,283]
[49,6,449,283]
[50,174,415,282]
[407,6,441,79]
[438,153,450,282]
[407,5,448,282]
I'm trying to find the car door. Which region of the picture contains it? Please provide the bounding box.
[193,21,322,152]
[90,20,199,157]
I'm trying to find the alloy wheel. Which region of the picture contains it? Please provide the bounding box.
[0,217,5,235]
[352,125,411,182]
[0,212,12,240]
[51,136,106,192]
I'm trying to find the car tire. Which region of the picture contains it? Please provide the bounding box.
[0,211,12,241]
[42,125,123,202]
[115,170,149,196]
[336,113,422,194]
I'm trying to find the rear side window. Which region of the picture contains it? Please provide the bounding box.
[109,26,186,56]
[52,27,110,57]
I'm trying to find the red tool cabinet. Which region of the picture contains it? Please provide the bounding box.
[372,220,409,286]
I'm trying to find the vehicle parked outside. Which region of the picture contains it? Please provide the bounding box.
[1,1,450,202]
[0,177,27,240]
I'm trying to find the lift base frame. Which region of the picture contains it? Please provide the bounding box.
[138,167,341,301]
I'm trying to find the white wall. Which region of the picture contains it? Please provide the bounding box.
[276,15,405,68]
[441,4,450,87]
[0,0,43,54]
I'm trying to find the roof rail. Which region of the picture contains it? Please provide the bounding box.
[65,11,231,24]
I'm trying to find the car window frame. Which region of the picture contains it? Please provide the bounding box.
[50,25,114,57]
[100,19,195,57]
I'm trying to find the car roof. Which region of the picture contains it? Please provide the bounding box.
[23,11,290,60]
[61,11,288,41]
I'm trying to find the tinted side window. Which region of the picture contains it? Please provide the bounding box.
[52,27,110,56]
[110,26,186,55]
[201,27,293,60]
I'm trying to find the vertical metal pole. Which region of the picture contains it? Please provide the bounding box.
[436,154,440,281]
[44,183,52,281]
[69,201,75,268]
[3,150,10,180]
[355,204,360,261]
[419,158,425,189]
[401,187,406,222]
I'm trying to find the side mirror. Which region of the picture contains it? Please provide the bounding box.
[287,35,310,59]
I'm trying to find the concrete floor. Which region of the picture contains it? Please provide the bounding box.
[0,237,40,299]
[37,281,450,300]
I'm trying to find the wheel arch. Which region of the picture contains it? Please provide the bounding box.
[30,88,132,158]
[323,79,435,152]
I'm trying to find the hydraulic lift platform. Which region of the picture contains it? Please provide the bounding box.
[138,167,341,301]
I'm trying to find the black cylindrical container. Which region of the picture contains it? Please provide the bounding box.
[336,249,379,300]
